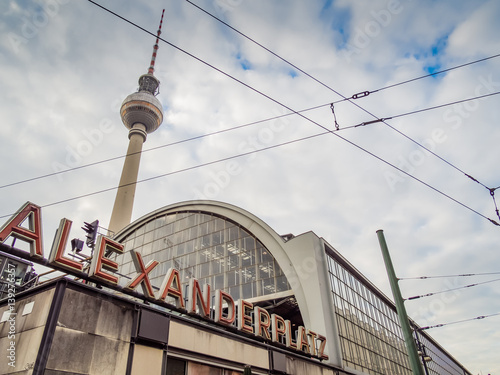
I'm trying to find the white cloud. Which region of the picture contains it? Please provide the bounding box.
[0,0,499,373]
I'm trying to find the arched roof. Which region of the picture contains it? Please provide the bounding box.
[115,200,306,319]
[114,200,341,365]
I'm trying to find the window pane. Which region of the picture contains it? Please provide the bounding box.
[166,357,186,375]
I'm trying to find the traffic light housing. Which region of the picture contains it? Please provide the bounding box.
[82,220,99,248]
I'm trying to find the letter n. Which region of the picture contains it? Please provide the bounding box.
[157,268,185,309]
[186,278,211,317]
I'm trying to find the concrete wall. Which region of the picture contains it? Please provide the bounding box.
[1,279,348,375]
[285,357,337,375]
[168,320,270,370]
[44,287,134,375]
[0,288,55,375]
[282,232,343,366]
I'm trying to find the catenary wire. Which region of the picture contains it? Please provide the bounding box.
[418,312,500,331]
[0,101,334,189]
[367,90,500,125]
[4,3,497,191]
[2,88,497,190]
[44,1,496,228]
[406,277,500,300]
[373,53,500,93]
[0,131,328,219]
[185,0,500,219]
[186,0,500,100]
[1,120,497,227]
[399,271,500,280]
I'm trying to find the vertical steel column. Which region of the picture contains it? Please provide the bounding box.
[376,230,424,375]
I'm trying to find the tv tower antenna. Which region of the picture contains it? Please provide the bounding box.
[148,9,164,75]
[108,10,166,236]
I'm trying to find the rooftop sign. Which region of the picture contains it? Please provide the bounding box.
[0,202,328,360]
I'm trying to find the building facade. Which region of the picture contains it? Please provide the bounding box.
[0,200,472,375]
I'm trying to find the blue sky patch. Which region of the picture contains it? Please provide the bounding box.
[423,63,442,75]
[431,34,449,56]
[236,52,252,71]
[320,0,352,48]
[413,33,449,78]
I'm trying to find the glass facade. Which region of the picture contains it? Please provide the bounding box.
[108,206,471,375]
[327,253,412,375]
[326,245,471,375]
[115,211,291,303]
[415,330,471,375]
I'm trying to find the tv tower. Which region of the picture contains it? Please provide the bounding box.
[108,10,165,236]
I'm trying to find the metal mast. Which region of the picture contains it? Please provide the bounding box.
[377,230,424,375]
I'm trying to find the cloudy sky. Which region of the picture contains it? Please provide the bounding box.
[1,0,499,372]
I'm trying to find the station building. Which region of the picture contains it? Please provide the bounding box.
[0,200,472,375]
[0,9,474,375]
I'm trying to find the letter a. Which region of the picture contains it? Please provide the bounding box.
[0,202,43,258]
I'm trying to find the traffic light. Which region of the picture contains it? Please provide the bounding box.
[82,220,99,248]
[71,238,84,252]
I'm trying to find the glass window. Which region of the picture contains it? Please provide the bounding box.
[327,253,413,375]
[145,220,156,233]
[134,235,145,248]
[116,211,293,328]
[155,216,166,228]
[166,357,186,375]
[188,362,222,375]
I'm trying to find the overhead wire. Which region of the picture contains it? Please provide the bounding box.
[374,52,500,93]
[372,91,500,125]
[406,277,500,300]
[0,101,333,189]
[0,131,329,220]
[352,90,500,129]
[3,5,498,192]
[2,88,498,191]
[186,0,500,104]
[184,0,500,223]
[418,312,500,331]
[12,0,496,227]
[399,271,500,280]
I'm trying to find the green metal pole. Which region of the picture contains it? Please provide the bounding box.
[377,230,424,375]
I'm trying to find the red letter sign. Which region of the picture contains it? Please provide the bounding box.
[157,268,185,309]
[238,299,254,334]
[187,279,211,317]
[215,290,235,325]
[125,250,159,298]
[48,218,84,272]
[89,235,123,284]
[0,202,43,258]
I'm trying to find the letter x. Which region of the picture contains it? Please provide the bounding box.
[126,250,159,298]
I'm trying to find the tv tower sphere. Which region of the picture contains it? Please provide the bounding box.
[108,9,165,236]
[120,73,164,137]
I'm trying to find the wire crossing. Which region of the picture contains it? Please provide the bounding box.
[17,1,494,229]
[184,0,500,224]
[0,102,332,190]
